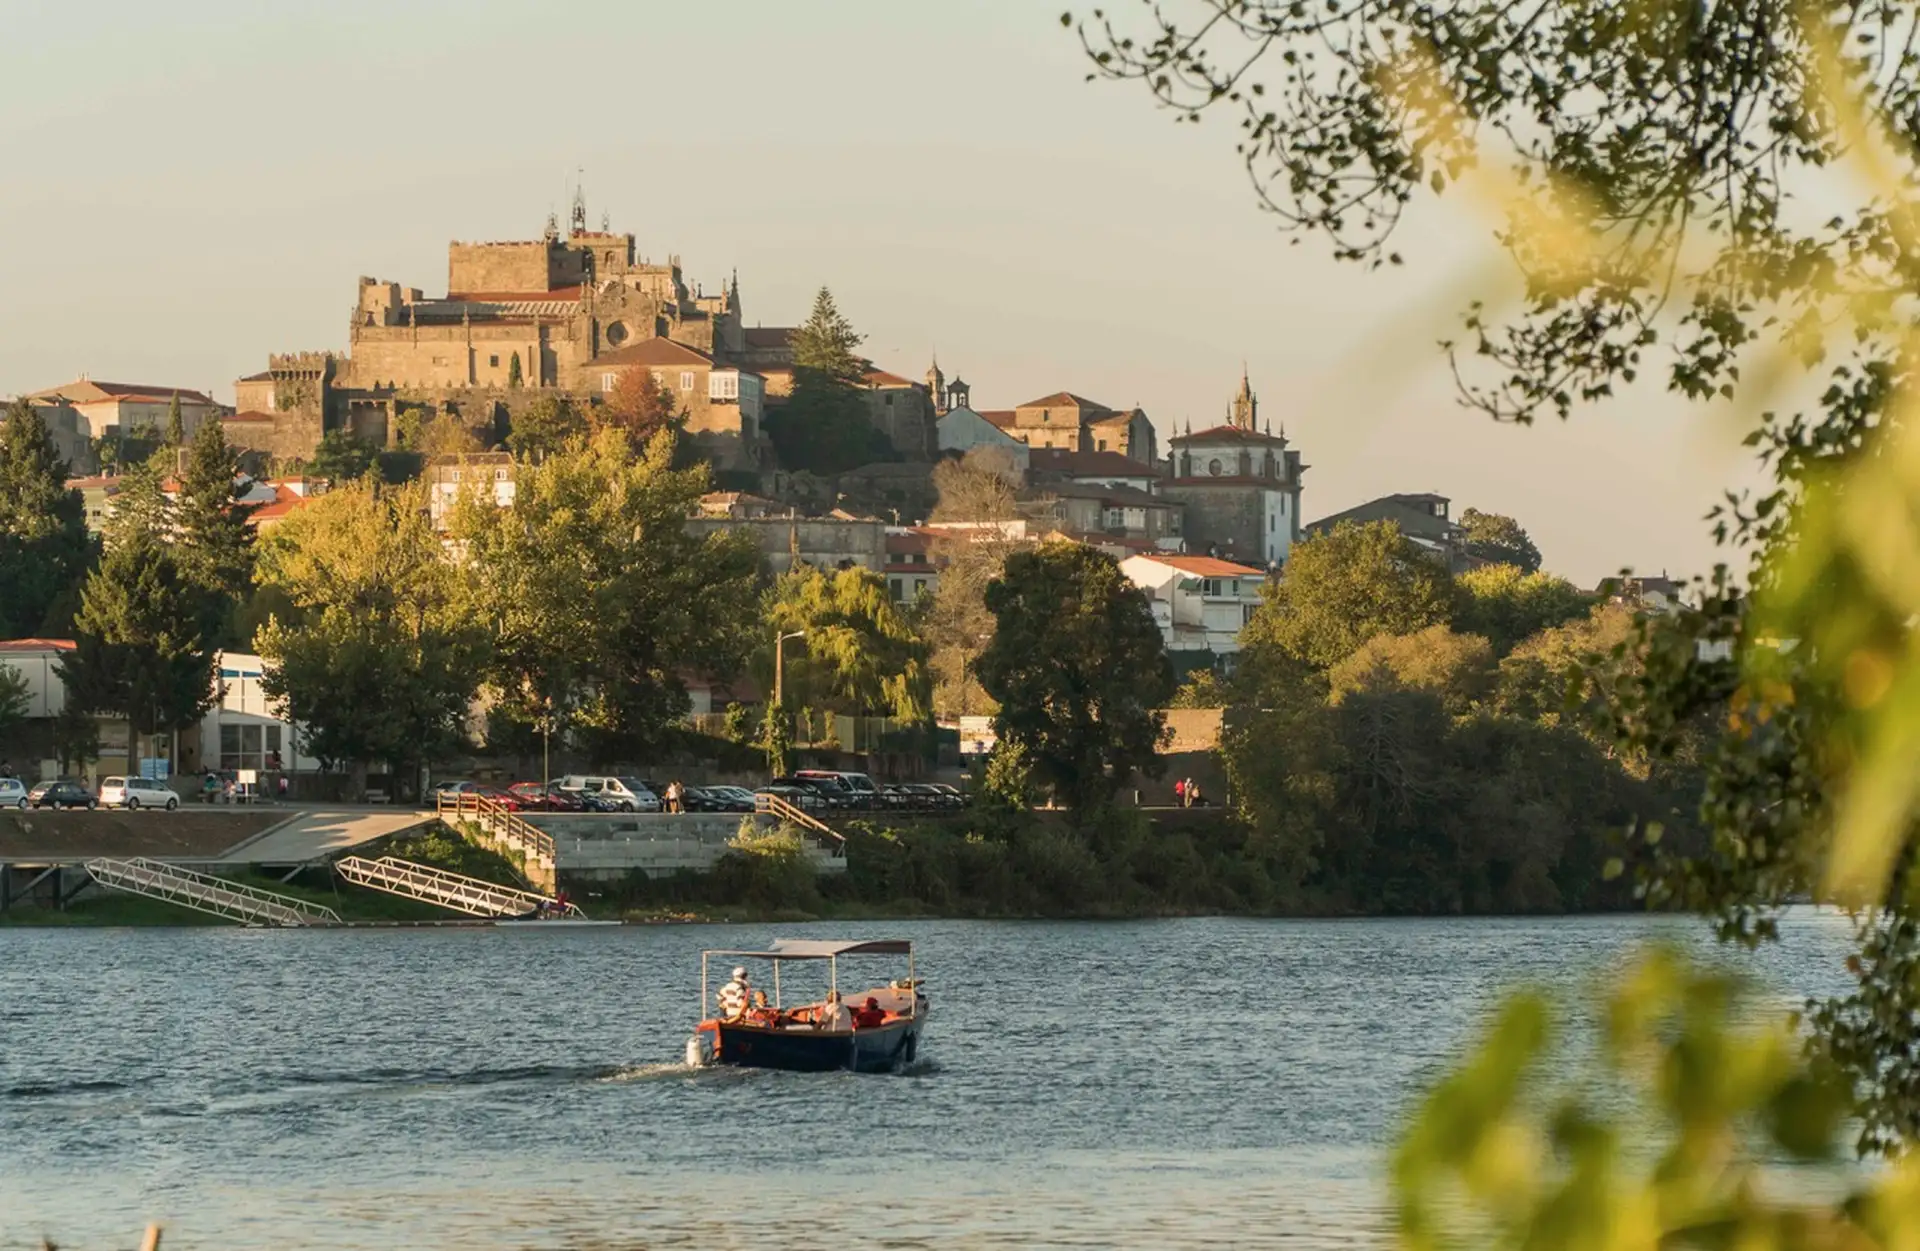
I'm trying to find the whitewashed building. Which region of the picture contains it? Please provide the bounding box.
[1119,554,1267,668]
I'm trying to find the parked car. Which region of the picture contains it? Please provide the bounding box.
[27,780,96,810]
[795,769,882,810]
[926,783,969,809]
[507,782,562,810]
[99,776,180,811]
[755,782,829,812]
[533,783,587,812]
[688,785,755,813]
[555,775,662,813]
[779,774,855,809]
[0,778,28,810]
[468,784,532,811]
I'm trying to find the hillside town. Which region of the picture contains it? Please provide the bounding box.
[0,201,1689,804]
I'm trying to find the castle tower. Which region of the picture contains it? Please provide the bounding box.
[927,355,947,415]
[1231,366,1257,431]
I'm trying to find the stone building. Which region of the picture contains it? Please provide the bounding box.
[995,391,1158,464]
[1160,372,1305,570]
[227,199,793,466]
[589,338,768,470]
[1303,492,1471,570]
[24,380,226,467]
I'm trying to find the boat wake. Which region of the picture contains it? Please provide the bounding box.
[4,1078,130,1099]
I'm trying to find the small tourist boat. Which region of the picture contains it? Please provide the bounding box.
[685,938,927,1073]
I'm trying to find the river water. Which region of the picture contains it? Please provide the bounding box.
[0,912,1855,1249]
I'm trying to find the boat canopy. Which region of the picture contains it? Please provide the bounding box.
[705,939,912,960]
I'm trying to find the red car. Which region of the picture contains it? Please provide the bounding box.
[472,784,533,811]
[508,782,584,812]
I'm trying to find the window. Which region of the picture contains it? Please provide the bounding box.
[710,372,739,400]
[884,394,894,407]
[1202,578,1223,597]
[605,321,629,346]
[889,578,903,600]
[1097,439,1107,451]
[219,723,282,772]
[1244,604,1257,625]
[602,373,616,393]
[680,371,695,391]
[489,354,500,368]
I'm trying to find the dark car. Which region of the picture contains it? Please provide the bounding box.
[28,780,96,810]
[573,789,620,813]
[755,782,829,812]
[689,785,755,813]
[776,774,853,809]
[536,783,587,812]
[926,783,969,809]
[507,782,560,810]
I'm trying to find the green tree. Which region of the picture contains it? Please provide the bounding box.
[760,566,931,722]
[173,419,258,644]
[925,448,1030,718]
[1328,625,1493,716]
[1243,520,1453,670]
[0,662,29,745]
[506,395,587,459]
[1457,509,1542,573]
[1453,564,1592,656]
[307,429,380,484]
[977,543,1172,810]
[50,701,99,777]
[59,534,217,765]
[453,428,760,764]
[164,393,184,448]
[507,351,523,389]
[764,287,892,474]
[254,482,481,792]
[0,398,93,638]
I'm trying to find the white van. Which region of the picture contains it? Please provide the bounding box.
[555,775,662,813]
[99,776,180,810]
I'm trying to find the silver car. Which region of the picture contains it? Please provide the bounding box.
[98,776,180,810]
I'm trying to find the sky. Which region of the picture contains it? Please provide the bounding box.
[0,0,1760,585]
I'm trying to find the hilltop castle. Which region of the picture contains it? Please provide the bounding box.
[225,197,932,470]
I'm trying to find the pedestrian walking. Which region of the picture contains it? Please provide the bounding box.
[1173,778,1185,807]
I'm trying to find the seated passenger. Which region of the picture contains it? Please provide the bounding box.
[851,996,886,1030]
[817,990,852,1032]
[717,966,752,1021]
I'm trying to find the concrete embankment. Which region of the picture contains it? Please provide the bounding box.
[526,812,844,881]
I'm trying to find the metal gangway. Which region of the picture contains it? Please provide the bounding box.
[334,856,578,918]
[84,857,341,927]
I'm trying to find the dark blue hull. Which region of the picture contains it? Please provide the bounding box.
[714,1019,923,1073]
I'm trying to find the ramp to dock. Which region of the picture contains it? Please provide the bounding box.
[84,857,341,927]
[333,856,575,918]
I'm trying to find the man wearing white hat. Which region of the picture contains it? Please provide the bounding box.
[717,966,753,1020]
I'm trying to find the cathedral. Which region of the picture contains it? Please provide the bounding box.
[1160,371,1306,569]
[225,198,932,471]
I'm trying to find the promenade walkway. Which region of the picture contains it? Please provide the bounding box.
[218,808,435,865]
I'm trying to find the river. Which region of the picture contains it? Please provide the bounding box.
[0,912,1855,1249]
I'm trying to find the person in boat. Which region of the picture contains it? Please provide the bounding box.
[851,996,886,1030]
[717,966,753,1020]
[817,990,852,1032]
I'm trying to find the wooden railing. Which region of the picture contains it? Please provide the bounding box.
[434,792,557,888]
[753,792,847,856]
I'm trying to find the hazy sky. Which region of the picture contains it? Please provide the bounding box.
[0,0,1757,585]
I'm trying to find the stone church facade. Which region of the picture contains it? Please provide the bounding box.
[225,201,935,471]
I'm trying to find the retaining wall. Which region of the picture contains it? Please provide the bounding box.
[526,813,844,880]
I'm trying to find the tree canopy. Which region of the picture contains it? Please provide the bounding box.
[452,428,759,764]
[977,542,1172,809]
[172,419,258,642]
[0,398,92,638]
[765,287,893,475]
[307,429,381,484]
[1242,520,1454,669]
[761,566,931,722]
[596,370,685,448]
[506,396,587,459]
[254,481,482,788]
[1457,509,1542,573]
[1452,563,1591,656]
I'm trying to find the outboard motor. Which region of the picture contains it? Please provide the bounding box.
[685,1031,715,1068]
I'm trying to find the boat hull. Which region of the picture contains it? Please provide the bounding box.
[707,1018,923,1073]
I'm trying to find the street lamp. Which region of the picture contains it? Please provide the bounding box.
[771,629,807,774]
[538,695,556,788]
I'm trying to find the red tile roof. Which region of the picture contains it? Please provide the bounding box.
[1173,424,1288,446]
[1135,554,1265,577]
[0,638,76,652]
[1018,391,1109,411]
[222,410,277,423]
[1028,448,1160,478]
[595,339,714,367]
[66,475,121,490]
[31,380,218,406]
[446,286,584,302]
[863,369,918,389]
[250,484,315,523]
